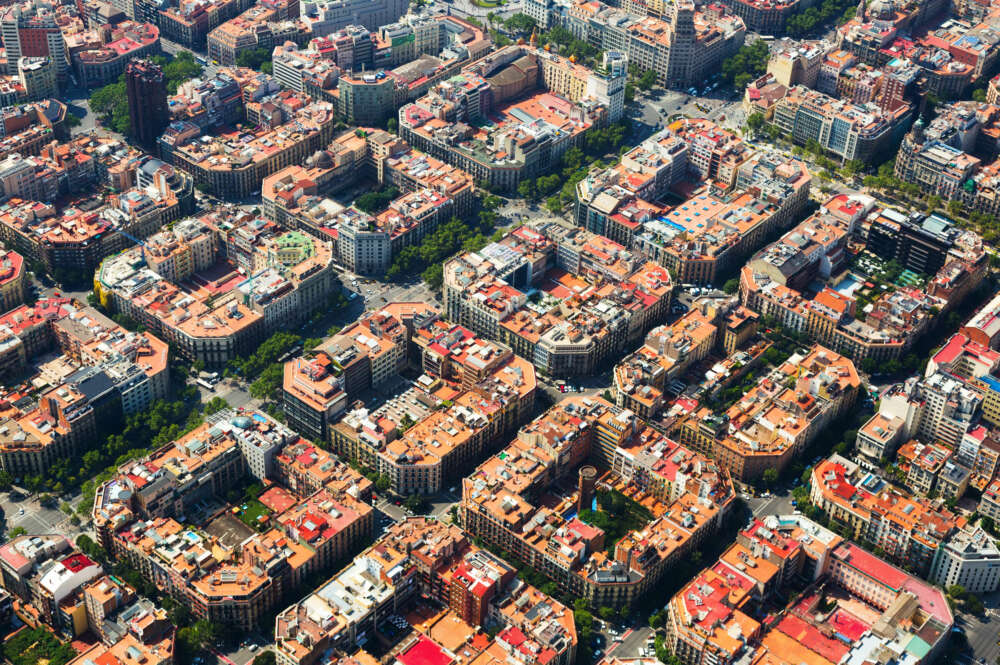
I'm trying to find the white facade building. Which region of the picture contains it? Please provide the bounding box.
[930,527,1000,594]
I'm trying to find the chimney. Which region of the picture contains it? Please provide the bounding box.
[577,465,597,514]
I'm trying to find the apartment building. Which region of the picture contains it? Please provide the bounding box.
[207,2,307,66]
[613,309,716,420]
[156,0,253,48]
[668,517,953,665]
[0,299,169,475]
[741,201,985,364]
[559,0,744,89]
[298,0,408,35]
[96,208,335,365]
[283,302,438,441]
[929,526,1000,593]
[70,21,160,88]
[0,249,25,312]
[329,321,537,495]
[0,158,193,276]
[0,100,68,160]
[274,517,577,665]
[462,395,734,607]
[577,126,811,284]
[400,45,625,193]
[0,0,69,85]
[866,202,987,278]
[166,100,337,199]
[771,85,913,163]
[262,129,475,258]
[444,224,672,377]
[92,409,374,629]
[0,535,103,637]
[810,455,962,575]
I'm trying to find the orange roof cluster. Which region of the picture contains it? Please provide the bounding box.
[275,517,577,665]
[463,394,733,592]
[810,455,964,565]
[444,222,673,375]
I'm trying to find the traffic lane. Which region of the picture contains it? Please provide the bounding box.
[609,627,653,658]
[748,492,796,518]
[961,607,1000,664]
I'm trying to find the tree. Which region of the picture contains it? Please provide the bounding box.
[66,113,82,128]
[746,112,765,137]
[253,652,276,665]
[203,396,229,415]
[9,526,26,537]
[235,47,270,71]
[982,515,997,535]
[403,494,426,513]
[723,278,739,294]
[375,475,391,492]
[637,68,657,91]
[386,117,398,134]
[763,468,778,487]
[625,82,636,103]
[545,196,563,214]
[503,13,537,33]
[0,470,12,491]
[355,186,399,214]
[249,363,283,401]
[721,40,769,88]
[76,534,107,563]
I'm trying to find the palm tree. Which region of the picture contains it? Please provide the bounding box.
[486,11,496,30]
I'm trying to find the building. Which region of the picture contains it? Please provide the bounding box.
[929,527,1000,594]
[165,99,337,199]
[558,0,745,89]
[72,21,160,88]
[274,517,577,665]
[462,394,734,606]
[156,0,253,49]
[740,199,985,365]
[0,534,103,637]
[262,129,476,272]
[0,100,68,160]
[962,290,1000,350]
[0,249,26,312]
[166,70,249,130]
[95,208,335,365]
[0,1,68,86]
[283,301,438,441]
[810,455,963,575]
[866,205,983,277]
[667,520,953,665]
[17,57,56,100]
[326,317,537,496]
[298,0,408,35]
[92,409,373,629]
[771,84,912,163]
[683,345,859,482]
[206,0,305,66]
[443,223,673,377]
[125,59,168,150]
[576,125,811,284]
[400,45,625,193]
[0,298,170,475]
